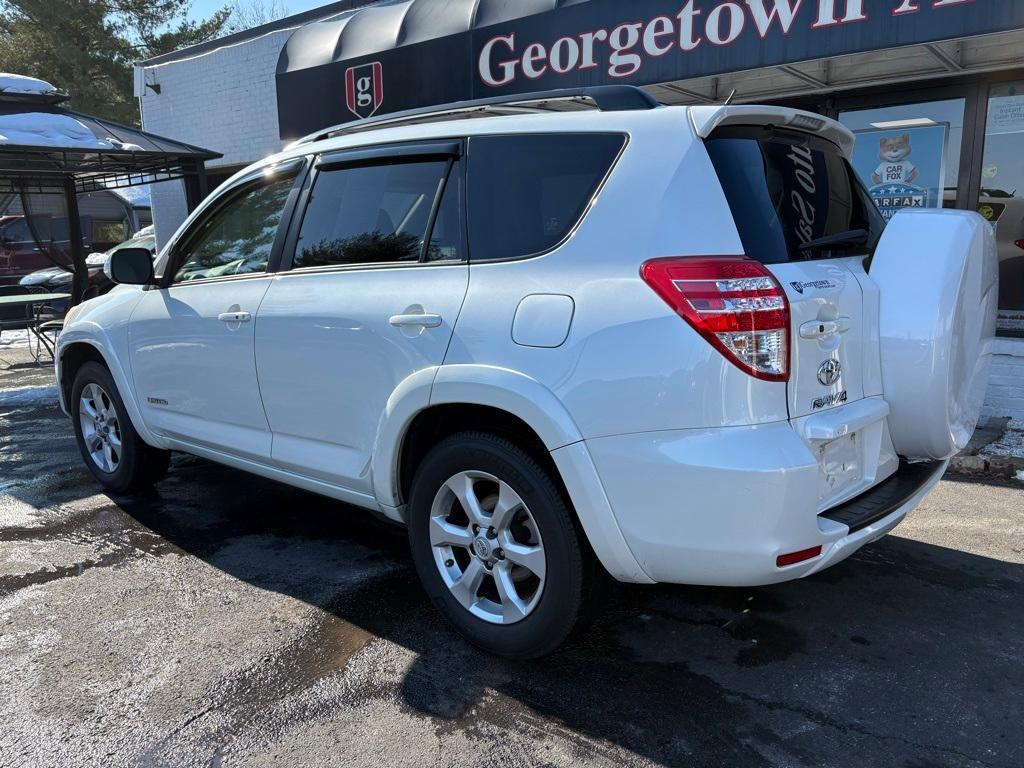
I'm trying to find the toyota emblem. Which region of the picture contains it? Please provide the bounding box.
[817,359,842,387]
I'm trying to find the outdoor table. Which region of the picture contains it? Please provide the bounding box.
[0,292,71,367]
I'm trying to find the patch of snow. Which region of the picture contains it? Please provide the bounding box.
[107,184,152,208]
[0,386,58,407]
[105,138,144,151]
[0,73,58,96]
[1016,470,1024,484]
[0,329,30,349]
[982,426,1024,461]
[0,112,111,149]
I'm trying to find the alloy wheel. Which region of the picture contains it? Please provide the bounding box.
[429,471,546,625]
[79,383,122,473]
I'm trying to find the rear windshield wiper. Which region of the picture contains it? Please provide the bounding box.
[797,228,869,252]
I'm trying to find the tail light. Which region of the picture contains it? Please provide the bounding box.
[641,257,790,382]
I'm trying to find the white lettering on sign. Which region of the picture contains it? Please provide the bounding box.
[356,76,373,107]
[746,0,804,38]
[477,0,972,87]
[812,0,867,28]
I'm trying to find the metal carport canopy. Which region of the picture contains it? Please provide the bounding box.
[0,93,221,197]
[276,0,1024,140]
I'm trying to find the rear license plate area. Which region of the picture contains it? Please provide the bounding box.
[818,431,861,500]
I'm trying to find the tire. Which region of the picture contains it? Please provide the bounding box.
[71,361,170,494]
[407,431,600,658]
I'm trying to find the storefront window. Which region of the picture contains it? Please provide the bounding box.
[982,82,1024,337]
[839,99,965,214]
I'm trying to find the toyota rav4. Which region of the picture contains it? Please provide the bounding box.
[56,87,998,658]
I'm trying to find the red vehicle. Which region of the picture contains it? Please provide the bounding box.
[0,190,152,286]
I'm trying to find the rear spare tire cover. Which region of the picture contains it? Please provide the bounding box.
[872,210,999,460]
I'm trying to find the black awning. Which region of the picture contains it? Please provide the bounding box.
[276,0,1024,141]
[0,98,221,195]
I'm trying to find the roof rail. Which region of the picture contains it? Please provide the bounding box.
[294,85,660,146]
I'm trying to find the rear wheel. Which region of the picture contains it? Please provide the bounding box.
[71,362,170,494]
[408,432,600,658]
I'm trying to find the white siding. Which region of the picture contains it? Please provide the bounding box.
[982,340,1024,421]
[138,27,299,248]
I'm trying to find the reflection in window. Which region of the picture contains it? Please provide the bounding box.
[982,81,1024,335]
[294,160,459,268]
[173,173,297,283]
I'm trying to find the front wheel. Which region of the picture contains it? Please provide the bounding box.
[71,361,170,494]
[408,432,600,658]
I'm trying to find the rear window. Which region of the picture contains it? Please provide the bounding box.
[705,128,885,263]
[467,134,625,261]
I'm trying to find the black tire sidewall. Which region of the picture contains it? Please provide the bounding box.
[408,433,586,659]
[71,362,152,494]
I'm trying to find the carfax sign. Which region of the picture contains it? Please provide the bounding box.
[851,124,950,220]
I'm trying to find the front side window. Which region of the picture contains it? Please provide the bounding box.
[467,133,626,261]
[173,172,297,283]
[293,159,461,269]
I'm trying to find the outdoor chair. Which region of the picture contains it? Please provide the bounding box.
[0,285,34,367]
[28,285,97,364]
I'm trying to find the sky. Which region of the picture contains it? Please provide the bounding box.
[187,0,329,24]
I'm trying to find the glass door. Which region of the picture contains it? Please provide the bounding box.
[981,81,1024,336]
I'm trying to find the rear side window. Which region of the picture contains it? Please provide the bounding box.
[467,134,625,261]
[705,128,885,263]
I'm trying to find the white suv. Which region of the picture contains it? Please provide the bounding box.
[56,87,998,658]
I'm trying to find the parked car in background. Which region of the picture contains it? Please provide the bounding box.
[55,88,998,658]
[0,190,150,286]
[19,227,156,304]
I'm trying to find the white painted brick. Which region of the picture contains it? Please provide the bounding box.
[139,27,299,246]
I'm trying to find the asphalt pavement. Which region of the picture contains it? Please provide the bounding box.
[1,350,1022,768]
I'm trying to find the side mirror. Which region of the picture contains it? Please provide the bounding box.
[105,247,155,286]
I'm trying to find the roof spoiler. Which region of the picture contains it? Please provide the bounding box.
[689,105,855,157]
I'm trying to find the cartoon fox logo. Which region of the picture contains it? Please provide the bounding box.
[871,134,918,186]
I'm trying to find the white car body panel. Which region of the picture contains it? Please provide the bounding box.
[873,209,1000,459]
[129,276,275,462]
[55,102,994,590]
[255,263,469,492]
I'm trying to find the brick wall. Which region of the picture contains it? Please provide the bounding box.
[982,339,1024,421]
[138,27,298,248]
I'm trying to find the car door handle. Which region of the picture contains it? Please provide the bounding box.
[800,317,851,340]
[389,313,443,329]
[218,311,251,323]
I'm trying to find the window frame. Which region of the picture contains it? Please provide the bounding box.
[464,131,630,264]
[280,139,467,275]
[161,158,308,289]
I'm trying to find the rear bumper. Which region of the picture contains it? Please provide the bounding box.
[585,421,947,586]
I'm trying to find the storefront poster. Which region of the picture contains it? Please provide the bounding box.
[852,124,949,221]
[986,94,1024,135]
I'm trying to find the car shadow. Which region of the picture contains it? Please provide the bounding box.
[92,454,1020,768]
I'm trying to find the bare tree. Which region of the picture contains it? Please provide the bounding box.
[224,0,289,33]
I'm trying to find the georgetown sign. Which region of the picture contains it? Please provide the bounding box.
[276,0,1024,138]
[471,0,1008,95]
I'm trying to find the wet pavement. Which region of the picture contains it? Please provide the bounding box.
[1,353,1023,767]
